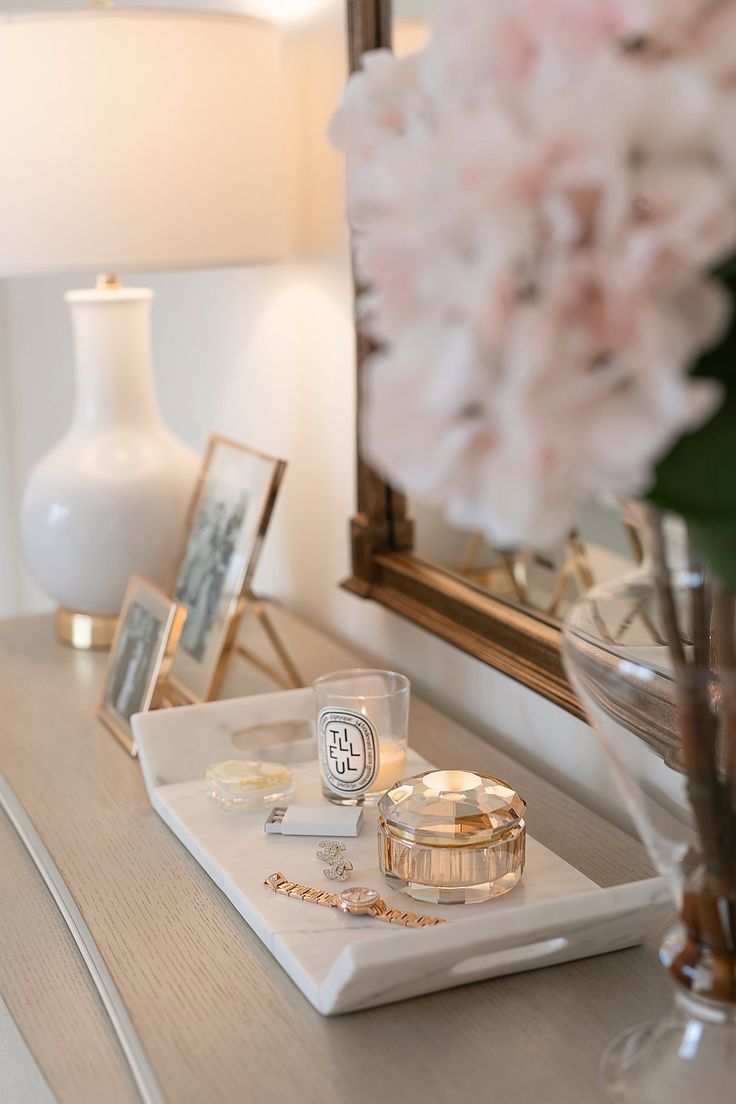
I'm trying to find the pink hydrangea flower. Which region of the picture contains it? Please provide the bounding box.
[329,0,735,547]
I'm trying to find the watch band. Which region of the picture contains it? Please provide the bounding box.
[265,873,337,906]
[372,906,445,927]
[264,872,446,927]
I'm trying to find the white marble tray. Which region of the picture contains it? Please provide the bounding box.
[133,689,671,1016]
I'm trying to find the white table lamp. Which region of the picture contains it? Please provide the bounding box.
[0,10,288,647]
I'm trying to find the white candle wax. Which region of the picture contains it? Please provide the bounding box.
[372,742,407,793]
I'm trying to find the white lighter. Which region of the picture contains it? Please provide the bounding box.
[264,804,363,837]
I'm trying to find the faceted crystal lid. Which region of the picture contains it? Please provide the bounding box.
[378,770,525,846]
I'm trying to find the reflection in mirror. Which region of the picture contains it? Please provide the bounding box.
[411,499,641,623]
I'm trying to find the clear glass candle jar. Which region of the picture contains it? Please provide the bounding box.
[314,669,409,806]
[377,769,526,904]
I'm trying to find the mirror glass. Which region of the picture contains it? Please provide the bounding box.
[411,499,638,623]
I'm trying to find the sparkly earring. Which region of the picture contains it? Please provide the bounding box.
[316,840,353,881]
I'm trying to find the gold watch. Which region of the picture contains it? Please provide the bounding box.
[264,872,446,927]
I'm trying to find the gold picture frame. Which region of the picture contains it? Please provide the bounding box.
[167,434,288,703]
[98,575,186,756]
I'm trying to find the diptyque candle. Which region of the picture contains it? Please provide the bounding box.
[314,669,409,805]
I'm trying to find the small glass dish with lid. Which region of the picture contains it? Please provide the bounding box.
[206,759,295,811]
[377,769,526,904]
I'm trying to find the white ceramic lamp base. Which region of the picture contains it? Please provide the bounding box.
[21,282,198,648]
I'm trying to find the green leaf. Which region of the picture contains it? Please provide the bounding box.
[648,399,736,589]
[693,270,736,386]
[649,399,736,522]
[648,270,736,587]
[687,519,736,591]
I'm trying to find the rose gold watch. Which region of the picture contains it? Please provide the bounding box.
[264,872,446,927]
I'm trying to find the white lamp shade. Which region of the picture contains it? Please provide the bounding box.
[0,10,289,275]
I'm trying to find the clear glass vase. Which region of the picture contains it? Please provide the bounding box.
[562,502,736,1103]
[603,978,736,1101]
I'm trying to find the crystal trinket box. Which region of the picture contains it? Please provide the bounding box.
[378,769,526,904]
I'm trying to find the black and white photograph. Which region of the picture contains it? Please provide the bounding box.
[169,435,286,702]
[98,576,186,755]
[175,489,249,662]
[105,600,164,720]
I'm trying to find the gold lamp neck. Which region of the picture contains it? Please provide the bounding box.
[96,273,121,291]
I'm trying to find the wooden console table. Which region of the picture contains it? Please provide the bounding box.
[0,610,670,1104]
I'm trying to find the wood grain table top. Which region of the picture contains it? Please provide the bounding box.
[0,610,671,1104]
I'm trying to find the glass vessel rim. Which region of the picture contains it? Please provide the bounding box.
[313,667,410,700]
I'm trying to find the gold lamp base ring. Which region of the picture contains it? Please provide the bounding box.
[56,608,118,651]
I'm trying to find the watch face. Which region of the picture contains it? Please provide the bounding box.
[337,887,381,914]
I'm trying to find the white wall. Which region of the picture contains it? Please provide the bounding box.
[0,0,688,838]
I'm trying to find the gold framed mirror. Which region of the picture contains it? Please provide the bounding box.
[341,0,677,763]
[342,0,579,716]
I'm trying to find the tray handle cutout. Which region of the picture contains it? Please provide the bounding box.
[451,936,568,979]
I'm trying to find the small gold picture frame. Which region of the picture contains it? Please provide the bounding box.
[98,575,186,756]
[168,434,287,703]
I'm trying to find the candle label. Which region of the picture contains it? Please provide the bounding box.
[318,708,379,794]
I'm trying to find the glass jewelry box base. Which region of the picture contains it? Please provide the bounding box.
[381,868,522,905]
[133,687,672,1016]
